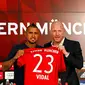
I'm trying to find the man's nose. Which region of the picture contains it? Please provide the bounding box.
[55,31,59,35]
[32,33,35,37]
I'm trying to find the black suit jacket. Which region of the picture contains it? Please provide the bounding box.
[44,38,83,85]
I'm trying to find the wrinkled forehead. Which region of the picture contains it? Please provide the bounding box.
[51,21,64,30]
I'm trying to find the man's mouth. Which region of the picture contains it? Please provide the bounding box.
[55,37,60,39]
[31,38,36,41]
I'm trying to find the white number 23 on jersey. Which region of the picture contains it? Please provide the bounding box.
[33,54,54,74]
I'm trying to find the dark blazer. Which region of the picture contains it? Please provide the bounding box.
[44,38,83,85]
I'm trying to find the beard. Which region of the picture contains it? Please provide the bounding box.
[28,40,36,44]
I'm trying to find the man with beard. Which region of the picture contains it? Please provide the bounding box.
[44,21,83,85]
[2,23,42,85]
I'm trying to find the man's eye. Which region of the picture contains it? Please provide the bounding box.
[29,32,33,34]
[35,32,38,34]
[52,30,56,32]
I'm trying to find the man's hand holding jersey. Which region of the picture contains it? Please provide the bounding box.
[58,45,69,58]
[14,50,24,59]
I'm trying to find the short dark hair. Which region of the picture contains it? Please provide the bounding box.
[27,23,38,29]
[26,23,40,33]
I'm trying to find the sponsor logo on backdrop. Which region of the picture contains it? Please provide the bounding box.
[5,71,14,79]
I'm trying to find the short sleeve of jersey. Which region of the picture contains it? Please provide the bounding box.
[58,52,66,72]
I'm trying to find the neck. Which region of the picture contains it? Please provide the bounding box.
[52,38,65,46]
[53,41,60,47]
[25,41,36,48]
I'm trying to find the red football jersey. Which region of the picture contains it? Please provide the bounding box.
[17,47,66,85]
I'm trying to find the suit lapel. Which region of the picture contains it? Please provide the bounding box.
[63,38,68,47]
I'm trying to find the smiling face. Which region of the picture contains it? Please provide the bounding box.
[51,21,65,43]
[25,27,40,44]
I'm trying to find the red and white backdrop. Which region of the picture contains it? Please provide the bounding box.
[0,0,85,84]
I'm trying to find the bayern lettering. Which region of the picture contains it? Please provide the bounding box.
[0,22,85,35]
